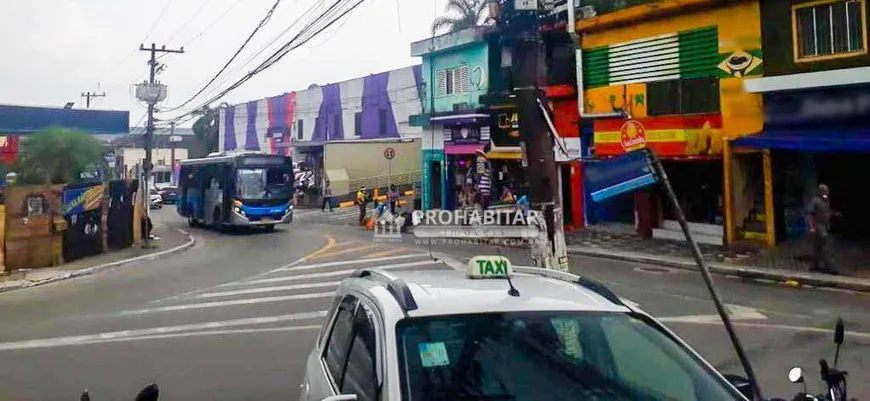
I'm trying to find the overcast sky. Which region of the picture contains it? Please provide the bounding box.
[0,0,444,126]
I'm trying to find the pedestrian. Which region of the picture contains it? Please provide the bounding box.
[356,185,368,226]
[387,184,400,215]
[478,170,492,209]
[321,180,333,212]
[807,183,840,274]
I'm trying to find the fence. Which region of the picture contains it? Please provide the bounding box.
[348,171,421,192]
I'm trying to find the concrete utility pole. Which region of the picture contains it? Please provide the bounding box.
[138,43,184,247]
[81,91,106,108]
[491,0,569,270]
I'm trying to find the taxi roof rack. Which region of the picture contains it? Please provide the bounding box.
[512,266,625,307]
[351,268,419,312]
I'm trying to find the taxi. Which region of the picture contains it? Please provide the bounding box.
[299,256,751,401]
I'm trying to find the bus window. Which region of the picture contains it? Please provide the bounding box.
[235,167,294,200]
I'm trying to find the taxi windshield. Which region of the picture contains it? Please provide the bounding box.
[396,311,743,401]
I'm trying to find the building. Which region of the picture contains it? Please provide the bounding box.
[218,65,423,196]
[574,0,765,245]
[0,104,129,165]
[734,0,870,246]
[109,127,203,183]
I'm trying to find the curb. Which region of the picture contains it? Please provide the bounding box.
[567,247,870,293]
[0,228,196,293]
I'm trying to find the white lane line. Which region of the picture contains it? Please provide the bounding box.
[230,259,444,287]
[274,253,433,272]
[0,311,326,352]
[658,305,767,324]
[195,281,341,299]
[120,292,335,315]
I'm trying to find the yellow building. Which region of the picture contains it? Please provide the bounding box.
[576,0,766,246]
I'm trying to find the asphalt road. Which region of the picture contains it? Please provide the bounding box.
[0,208,867,400]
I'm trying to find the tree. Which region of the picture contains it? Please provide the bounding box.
[192,106,219,156]
[430,0,490,35]
[13,128,106,184]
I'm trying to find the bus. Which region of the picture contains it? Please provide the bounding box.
[177,152,295,230]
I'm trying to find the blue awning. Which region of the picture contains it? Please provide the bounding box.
[733,130,870,152]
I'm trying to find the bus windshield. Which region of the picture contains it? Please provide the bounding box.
[235,168,293,200]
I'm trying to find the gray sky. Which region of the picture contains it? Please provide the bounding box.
[0,0,444,126]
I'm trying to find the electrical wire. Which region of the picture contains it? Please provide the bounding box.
[162,0,287,113]
[141,0,175,44]
[158,0,362,122]
[181,0,246,47]
[166,0,216,44]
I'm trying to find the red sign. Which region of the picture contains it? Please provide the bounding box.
[620,120,646,152]
[0,135,20,165]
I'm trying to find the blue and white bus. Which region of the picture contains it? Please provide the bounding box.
[177,152,294,230]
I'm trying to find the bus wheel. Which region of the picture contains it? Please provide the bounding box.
[264,224,275,232]
[212,208,222,230]
[187,215,199,228]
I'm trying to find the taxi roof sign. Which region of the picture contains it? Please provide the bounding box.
[467,256,512,278]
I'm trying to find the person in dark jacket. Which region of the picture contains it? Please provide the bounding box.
[807,183,840,274]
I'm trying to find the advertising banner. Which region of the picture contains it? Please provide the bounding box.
[63,185,104,216]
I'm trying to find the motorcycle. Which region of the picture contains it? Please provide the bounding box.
[80,383,159,401]
[776,318,853,401]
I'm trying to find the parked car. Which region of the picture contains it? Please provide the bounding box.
[149,189,163,209]
[158,186,178,204]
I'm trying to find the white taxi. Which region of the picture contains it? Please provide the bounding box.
[299,256,751,401]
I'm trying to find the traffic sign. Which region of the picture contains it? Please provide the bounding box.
[384,147,396,160]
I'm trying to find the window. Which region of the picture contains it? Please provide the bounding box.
[296,119,304,140]
[323,296,358,388]
[794,0,867,61]
[354,112,363,136]
[647,77,720,116]
[378,109,387,135]
[341,304,378,401]
[436,65,470,96]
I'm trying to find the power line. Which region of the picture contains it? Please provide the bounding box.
[161,0,367,124]
[162,0,287,112]
[166,0,216,44]
[180,0,246,47]
[142,0,175,43]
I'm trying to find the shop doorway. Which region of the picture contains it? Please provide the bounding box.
[659,160,722,224]
[816,153,870,239]
[431,161,442,209]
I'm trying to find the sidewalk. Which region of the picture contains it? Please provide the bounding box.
[565,228,870,292]
[0,223,195,293]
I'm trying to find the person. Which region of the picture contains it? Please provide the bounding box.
[356,186,368,226]
[501,186,517,204]
[387,184,400,215]
[807,183,840,274]
[321,180,333,212]
[478,170,492,209]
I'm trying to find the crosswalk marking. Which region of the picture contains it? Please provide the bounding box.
[119,292,336,315]
[0,311,326,351]
[275,253,432,272]
[196,281,341,299]
[309,243,382,260]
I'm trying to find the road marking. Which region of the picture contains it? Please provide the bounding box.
[308,243,381,260]
[274,253,432,272]
[365,247,413,259]
[227,259,442,287]
[0,311,326,351]
[196,281,341,299]
[658,305,767,324]
[122,292,335,315]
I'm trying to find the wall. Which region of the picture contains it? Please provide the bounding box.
[760,0,870,76]
[120,148,189,173]
[323,139,421,182]
[581,0,765,143]
[421,41,489,115]
[219,65,423,152]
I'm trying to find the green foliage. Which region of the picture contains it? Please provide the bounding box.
[193,107,219,155]
[13,128,106,184]
[431,0,489,35]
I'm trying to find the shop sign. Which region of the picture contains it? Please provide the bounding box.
[62,185,104,216]
[491,112,522,147]
[447,126,482,144]
[765,86,870,130]
[620,120,646,151]
[554,137,581,162]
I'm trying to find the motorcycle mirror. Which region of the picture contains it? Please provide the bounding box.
[787,366,804,384]
[135,383,159,401]
[834,318,844,345]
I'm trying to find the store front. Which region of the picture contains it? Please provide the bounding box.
[488,108,526,203]
[591,115,725,241]
[433,112,490,210]
[734,83,870,244]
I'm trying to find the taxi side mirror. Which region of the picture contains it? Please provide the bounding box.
[320,395,357,401]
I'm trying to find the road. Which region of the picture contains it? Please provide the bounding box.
[0,207,867,400]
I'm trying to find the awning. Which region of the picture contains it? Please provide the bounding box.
[445,144,484,155]
[487,151,522,160]
[733,130,870,152]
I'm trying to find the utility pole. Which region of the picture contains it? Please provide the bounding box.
[491,0,569,270]
[137,43,184,247]
[81,91,106,108]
